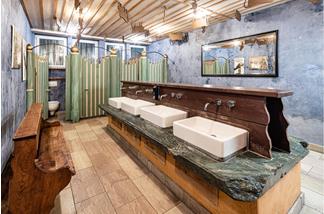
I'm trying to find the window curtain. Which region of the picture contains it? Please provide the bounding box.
[39,39,65,67]
[79,43,96,60]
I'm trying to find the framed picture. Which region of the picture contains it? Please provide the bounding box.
[22,39,27,81]
[11,25,22,69]
[249,56,268,70]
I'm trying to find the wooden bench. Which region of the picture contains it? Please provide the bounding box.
[8,103,75,214]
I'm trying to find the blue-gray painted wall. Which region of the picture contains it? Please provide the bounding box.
[148,0,324,146]
[1,0,33,171]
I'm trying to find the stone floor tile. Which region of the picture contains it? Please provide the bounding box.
[50,188,76,214]
[99,169,129,185]
[71,151,92,171]
[81,140,105,156]
[71,167,105,203]
[116,196,157,214]
[300,205,322,214]
[86,119,103,127]
[165,203,194,214]
[90,153,121,176]
[63,130,79,141]
[75,193,116,214]
[308,166,324,182]
[301,163,313,175]
[117,155,149,180]
[302,187,324,213]
[301,174,324,195]
[133,173,179,213]
[74,124,91,133]
[78,131,98,142]
[101,139,127,160]
[104,178,142,208]
[67,139,84,153]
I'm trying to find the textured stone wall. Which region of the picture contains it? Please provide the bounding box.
[1,0,33,171]
[148,0,324,146]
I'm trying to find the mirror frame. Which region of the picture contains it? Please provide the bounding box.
[201,30,279,78]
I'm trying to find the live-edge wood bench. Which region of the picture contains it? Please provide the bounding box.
[8,103,75,214]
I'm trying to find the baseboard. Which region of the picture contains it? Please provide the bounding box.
[308,143,324,154]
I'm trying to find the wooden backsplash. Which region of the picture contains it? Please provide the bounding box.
[121,81,293,158]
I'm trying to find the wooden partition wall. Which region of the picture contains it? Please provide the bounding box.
[121,81,293,158]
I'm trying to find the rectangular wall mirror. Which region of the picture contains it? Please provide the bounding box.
[201,31,278,77]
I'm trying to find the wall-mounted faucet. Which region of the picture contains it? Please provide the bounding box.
[227,100,236,109]
[128,85,139,89]
[204,99,222,111]
[204,102,212,111]
[145,88,153,93]
[135,90,143,95]
[159,94,168,100]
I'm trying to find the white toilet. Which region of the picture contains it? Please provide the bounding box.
[48,101,60,116]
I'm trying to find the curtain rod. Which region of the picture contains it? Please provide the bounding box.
[31,28,151,45]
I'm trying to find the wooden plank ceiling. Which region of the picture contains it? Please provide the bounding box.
[22,0,289,42]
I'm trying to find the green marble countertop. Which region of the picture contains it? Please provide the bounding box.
[99,104,308,202]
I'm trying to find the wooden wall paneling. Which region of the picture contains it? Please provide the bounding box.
[107,114,300,213]
[121,81,293,158]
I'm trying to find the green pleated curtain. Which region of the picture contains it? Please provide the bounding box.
[65,49,168,121]
[26,46,49,119]
[65,51,81,122]
[139,53,168,83]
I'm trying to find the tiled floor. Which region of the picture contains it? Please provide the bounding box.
[50,116,324,214]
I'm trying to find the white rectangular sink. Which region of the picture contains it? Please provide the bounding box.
[140,105,187,128]
[173,116,248,159]
[108,97,134,109]
[121,99,155,116]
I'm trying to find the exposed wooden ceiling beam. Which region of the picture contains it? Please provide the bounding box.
[89,0,133,35]
[111,0,219,38]
[107,0,170,37]
[39,0,45,29]
[84,0,117,35]
[80,0,107,34]
[95,0,146,36]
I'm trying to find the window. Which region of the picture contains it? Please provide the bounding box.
[128,45,146,59]
[35,35,67,69]
[73,39,98,60]
[105,42,125,60]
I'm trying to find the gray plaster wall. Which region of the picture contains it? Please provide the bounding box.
[148,0,324,146]
[1,0,33,171]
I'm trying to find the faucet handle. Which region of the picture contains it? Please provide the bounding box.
[215,99,222,106]
[227,100,236,109]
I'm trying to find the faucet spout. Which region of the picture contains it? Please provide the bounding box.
[135,90,143,95]
[204,102,211,111]
[159,94,168,100]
